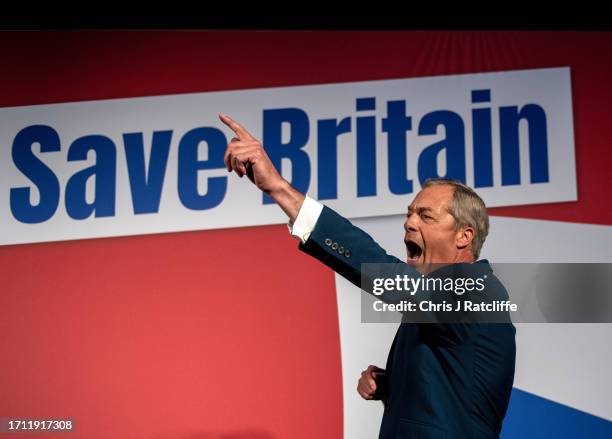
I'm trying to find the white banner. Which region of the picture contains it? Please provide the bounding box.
[0,67,576,246]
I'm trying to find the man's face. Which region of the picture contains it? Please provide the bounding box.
[403,185,465,267]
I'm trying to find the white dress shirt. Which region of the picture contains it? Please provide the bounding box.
[287,195,324,243]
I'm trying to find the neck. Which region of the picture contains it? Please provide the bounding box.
[454,251,476,264]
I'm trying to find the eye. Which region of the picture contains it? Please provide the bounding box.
[421,214,433,221]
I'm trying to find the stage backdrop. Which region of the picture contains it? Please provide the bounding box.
[1,31,611,438]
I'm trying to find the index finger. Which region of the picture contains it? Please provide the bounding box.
[219,113,254,140]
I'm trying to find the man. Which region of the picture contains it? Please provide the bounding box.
[219,113,516,438]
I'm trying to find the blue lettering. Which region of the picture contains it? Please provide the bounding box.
[500,104,549,185]
[383,100,413,194]
[124,130,172,214]
[65,135,117,220]
[177,127,227,210]
[317,117,351,200]
[417,110,466,184]
[356,98,377,197]
[262,108,310,204]
[472,90,494,188]
[10,125,61,224]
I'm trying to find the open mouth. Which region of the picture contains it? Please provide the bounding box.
[405,240,423,263]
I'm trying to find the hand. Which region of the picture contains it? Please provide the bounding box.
[219,113,285,194]
[357,365,382,400]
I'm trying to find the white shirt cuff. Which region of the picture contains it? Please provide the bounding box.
[287,195,324,243]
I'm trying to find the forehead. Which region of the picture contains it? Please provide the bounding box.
[409,185,454,212]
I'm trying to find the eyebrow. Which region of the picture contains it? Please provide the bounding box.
[407,205,434,214]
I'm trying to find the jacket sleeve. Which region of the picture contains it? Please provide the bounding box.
[298,205,407,289]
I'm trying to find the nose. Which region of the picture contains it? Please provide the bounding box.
[404,214,418,233]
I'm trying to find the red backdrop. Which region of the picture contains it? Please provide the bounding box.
[1,31,611,439]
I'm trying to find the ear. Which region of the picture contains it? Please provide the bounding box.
[456,226,475,250]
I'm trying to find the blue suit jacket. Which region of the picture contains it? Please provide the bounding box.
[299,206,516,439]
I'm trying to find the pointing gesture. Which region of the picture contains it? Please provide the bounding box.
[218,113,305,223]
[219,113,279,188]
[219,113,255,142]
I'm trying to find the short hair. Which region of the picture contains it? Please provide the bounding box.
[421,178,489,259]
